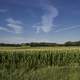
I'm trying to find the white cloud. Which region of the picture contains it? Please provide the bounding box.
[6,18,23,33]
[33,2,58,33]
[0,9,7,13]
[0,18,23,34]
[0,27,10,32]
[6,18,23,25]
[7,23,23,33]
[54,25,80,32]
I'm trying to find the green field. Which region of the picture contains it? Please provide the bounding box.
[0,47,80,80]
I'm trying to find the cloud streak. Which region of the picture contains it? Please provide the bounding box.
[54,25,80,32]
[6,18,23,33]
[0,18,23,34]
[0,26,10,32]
[33,0,58,33]
[6,18,23,25]
[0,9,7,13]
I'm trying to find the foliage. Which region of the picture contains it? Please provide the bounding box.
[0,47,80,80]
[0,41,80,47]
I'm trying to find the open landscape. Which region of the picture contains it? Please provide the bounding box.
[0,0,80,80]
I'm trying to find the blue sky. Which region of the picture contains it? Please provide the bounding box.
[0,0,80,43]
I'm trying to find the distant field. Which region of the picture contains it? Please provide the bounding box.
[0,47,80,80]
[0,46,80,51]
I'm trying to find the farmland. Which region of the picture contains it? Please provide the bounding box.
[0,47,80,80]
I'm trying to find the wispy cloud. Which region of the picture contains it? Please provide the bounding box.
[54,25,80,32]
[7,23,23,34]
[6,18,23,33]
[0,18,23,34]
[0,9,7,13]
[0,26,10,32]
[33,1,58,33]
[6,18,23,25]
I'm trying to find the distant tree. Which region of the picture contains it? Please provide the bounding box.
[64,41,73,46]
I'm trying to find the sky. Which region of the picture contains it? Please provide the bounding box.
[0,0,80,43]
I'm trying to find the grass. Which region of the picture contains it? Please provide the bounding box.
[25,66,80,80]
[0,46,80,80]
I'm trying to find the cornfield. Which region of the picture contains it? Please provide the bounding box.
[0,47,80,80]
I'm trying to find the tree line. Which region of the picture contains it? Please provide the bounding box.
[0,41,80,47]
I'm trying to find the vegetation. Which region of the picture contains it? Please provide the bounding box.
[0,47,80,80]
[0,41,80,47]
